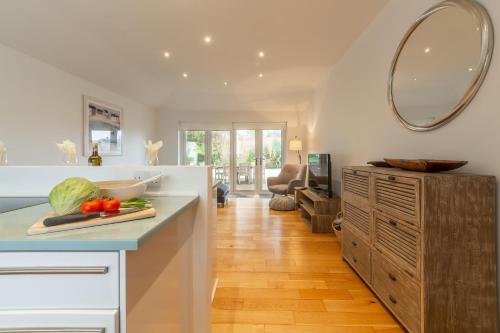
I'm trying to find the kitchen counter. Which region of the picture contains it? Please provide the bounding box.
[0,196,199,251]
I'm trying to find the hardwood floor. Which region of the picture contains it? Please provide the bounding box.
[212,198,404,333]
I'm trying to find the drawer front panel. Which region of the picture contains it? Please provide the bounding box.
[0,252,119,310]
[374,174,420,226]
[372,251,420,333]
[342,226,371,283]
[374,212,420,279]
[0,309,118,333]
[343,169,370,200]
[344,202,370,240]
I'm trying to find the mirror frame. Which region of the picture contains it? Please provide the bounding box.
[388,0,494,131]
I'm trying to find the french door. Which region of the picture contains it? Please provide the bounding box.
[180,122,286,195]
[233,124,286,194]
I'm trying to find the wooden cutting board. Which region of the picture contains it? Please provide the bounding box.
[27,208,156,235]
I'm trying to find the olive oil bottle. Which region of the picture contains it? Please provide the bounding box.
[88,143,102,166]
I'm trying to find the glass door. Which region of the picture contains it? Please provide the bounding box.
[211,130,231,187]
[233,126,285,194]
[261,129,283,192]
[184,130,206,166]
[235,129,257,192]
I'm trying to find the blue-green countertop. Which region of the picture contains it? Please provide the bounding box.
[0,196,199,251]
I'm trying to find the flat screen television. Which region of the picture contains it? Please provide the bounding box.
[307,153,332,198]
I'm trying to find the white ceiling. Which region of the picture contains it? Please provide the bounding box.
[0,0,388,112]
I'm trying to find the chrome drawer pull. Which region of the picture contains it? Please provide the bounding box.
[0,329,105,333]
[387,175,396,181]
[389,295,397,304]
[388,273,397,281]
[0,266,109,275]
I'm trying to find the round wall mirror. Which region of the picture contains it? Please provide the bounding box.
[389,0,494,131]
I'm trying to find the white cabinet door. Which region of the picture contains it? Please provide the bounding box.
[0,309,118,332]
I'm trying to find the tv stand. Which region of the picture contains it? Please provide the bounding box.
[295,188,340,233]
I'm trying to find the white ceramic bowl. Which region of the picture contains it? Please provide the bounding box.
[94,180,147,201]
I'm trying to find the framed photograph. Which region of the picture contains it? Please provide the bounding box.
[83,95,123,156]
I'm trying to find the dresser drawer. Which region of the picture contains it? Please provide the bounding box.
[0,252,119,310]
[373,211,421,280]
[342,226,371,283]
[343,202,371,242]
[343,169,370,206]
[374,173,420,227]
[373,250,420,333]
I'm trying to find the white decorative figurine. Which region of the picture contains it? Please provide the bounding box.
[56,140,78,165]
[144,140,163,166]
[0,141,7,165]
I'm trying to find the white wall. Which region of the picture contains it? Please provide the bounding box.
[0,43,156,166]
[156,108,308,165]
[307,0,500,315]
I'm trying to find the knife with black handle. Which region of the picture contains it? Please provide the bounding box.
[43,208,142,227]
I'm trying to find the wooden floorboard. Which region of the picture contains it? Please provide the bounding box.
[212,198,404,333]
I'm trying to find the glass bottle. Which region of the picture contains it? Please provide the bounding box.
[88,143,102,166]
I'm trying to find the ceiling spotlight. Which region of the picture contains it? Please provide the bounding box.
[163,51,171,58]
[224,81,228,86]
[182,73,188,78]
[468,67,473,72]
[258,51,265,58]
[258,73,264,78]
[424,47,431,54]
[204,35,212,44]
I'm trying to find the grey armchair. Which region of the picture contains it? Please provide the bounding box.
[267,164,307,197]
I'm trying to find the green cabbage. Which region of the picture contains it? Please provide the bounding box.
[48,177,100,216]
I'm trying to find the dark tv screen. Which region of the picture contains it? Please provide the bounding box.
[308,153,332,198]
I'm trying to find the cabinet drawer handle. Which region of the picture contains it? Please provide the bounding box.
[389,219,397,227]
[352,170,358,175]
[389,295,397,304]
[0,329,105,333]
[352,256,358,263]
[0,266,109,275]
[388,273,397,281]
[351,241,357,247]
[388,176,396,181]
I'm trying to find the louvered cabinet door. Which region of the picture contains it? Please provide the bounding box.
[374,173,420,227]
[343,201,371,243]
[343,169,370,207]
[373,211,421,281]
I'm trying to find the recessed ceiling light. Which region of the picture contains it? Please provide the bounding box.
[182,73,188,78]
[468,67,473,72]
[424,47,431,54]
[204,35,212,44]
[224,81,228,86]
[163,51,171,58]
[258,51,265,58]
[258,73,264,78]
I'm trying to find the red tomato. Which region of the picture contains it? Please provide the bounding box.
[102,199,121,213]
[81,200,103,213]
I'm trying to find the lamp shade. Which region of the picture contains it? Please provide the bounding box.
[289,137,302,151]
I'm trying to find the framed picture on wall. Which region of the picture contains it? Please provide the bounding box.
[83,95,123,156]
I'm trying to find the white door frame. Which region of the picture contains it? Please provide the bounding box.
[179,122,287,195]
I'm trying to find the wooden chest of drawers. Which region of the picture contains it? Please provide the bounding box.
[341,166,497,333]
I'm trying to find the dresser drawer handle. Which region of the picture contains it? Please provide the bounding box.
[352,256,358,263]
[352,170,358,175]
[0,329,105,333]
[389,295,397,304]
[351,241,357,247]
[387,176,396,181]
[0,266,109,275]
[389,219,398,227]
[388,273,397,281]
